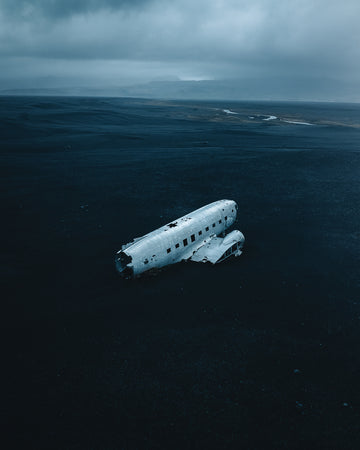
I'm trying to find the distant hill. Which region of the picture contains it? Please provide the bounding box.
[1,79,358,102]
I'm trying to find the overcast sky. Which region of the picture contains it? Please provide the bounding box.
[0,0,359,100]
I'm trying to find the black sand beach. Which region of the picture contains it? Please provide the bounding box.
[2,97,360,448]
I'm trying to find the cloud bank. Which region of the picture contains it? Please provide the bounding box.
[0,0,359,100]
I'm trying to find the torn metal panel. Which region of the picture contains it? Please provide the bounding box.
[115,199,244,278]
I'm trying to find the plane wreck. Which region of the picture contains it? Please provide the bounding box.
[115,199,245,278]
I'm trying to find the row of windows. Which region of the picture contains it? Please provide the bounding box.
[166,218,226,254]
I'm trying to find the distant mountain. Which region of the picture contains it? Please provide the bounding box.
[1,78,358,102]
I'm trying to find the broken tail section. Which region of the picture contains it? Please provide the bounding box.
[115,251,134,278]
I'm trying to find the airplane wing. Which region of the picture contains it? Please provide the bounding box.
[189,231,243,264]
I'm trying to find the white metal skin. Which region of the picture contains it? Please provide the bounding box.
[115,199,245,278]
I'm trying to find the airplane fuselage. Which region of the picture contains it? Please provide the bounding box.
[115,199,244,278]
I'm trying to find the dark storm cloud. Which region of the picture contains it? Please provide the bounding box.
[1,0,153,19]
[0,0,360,101]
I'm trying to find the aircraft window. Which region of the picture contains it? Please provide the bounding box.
[191,234,195,242]
[167,248,171,253]
[205,226,209,231]
[212,223,215,228]
[232,209,234,212]
[183,238,188,246]
[198,231,202,236]
[219,220,222,224]
[225,216,227,220]
[175,243,180,248]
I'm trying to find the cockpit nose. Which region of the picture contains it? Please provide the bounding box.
[231,201,238,214]
[230,201,238,224]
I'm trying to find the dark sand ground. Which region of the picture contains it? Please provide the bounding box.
[2,97,360,449]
